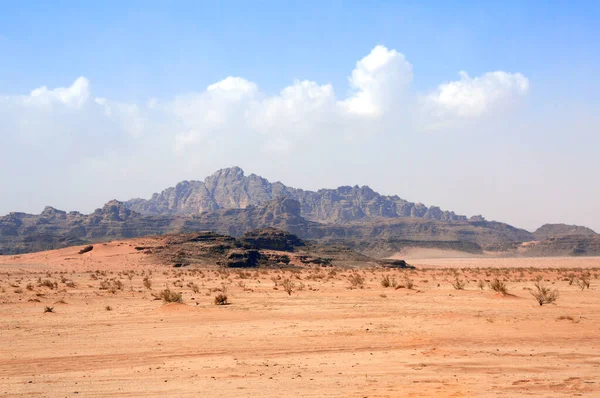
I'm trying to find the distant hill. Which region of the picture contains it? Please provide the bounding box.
[533,223,597,240]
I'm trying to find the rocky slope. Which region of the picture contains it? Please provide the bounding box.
[126,167,475,223]
[146,228,383,269]
[1,196,537,256]
[2,167,597,257]
[533,223,597,240]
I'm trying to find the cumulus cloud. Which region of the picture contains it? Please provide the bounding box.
[26,76,91,108]
[424,71,529,120]
[0,44,531,214]
[340,45,413,117]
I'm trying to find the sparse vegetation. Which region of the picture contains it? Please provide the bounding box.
[143,277,152,290]
[348,273,365,289]
[187,281,200,293]
[44,306,54,313]
[157,288,183,303]
[531,281,559,306]
[380,275,397,288]
[577,276,590,290]
[489,279,508,295]
[452,277,466,290]
[214,293,229,305]
[477,280,485,290]
[281,278,295,295]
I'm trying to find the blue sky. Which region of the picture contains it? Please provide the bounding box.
[1,1,599,231]
[2,1,598,100]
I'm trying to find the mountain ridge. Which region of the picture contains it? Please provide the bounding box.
[125,166,481,224]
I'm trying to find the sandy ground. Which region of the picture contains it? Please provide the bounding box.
[1,241,599,397]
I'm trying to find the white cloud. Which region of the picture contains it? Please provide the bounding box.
[425,70,529,118]
[27,76,91,108]
[340,45,413,117]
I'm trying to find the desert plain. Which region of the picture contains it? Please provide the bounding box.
[1,240,599,397]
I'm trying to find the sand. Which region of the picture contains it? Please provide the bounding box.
[0,241,599,397]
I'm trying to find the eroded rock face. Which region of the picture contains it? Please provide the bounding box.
[125,167,472,223]
[226,249,261,268]
[533,224,597,240]
[242,227,304,252]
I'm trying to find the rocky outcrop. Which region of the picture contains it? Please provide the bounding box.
[125,167,472,223]
[522,235,600,256]
[533,224,597,240]
[242,227,305,252]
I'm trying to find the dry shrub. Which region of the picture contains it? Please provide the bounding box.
[477,280,485,290]
[404,277,414,290]
[214,293,228,305]
[39,279,57,290]
[348,273,365,289]
[489,278,508,295]
[380,275,397,288]
[577,276,590,290]
[531,281,559,306]
[44,306,54,313]
[452,277,466,290]
[187,281,200,293]
[157,288,183,303]
[143,277,152,290]
[281,278,295,295]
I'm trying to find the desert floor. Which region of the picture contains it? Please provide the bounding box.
[1,242,599,397]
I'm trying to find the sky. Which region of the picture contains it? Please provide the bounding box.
[1,1,599,232]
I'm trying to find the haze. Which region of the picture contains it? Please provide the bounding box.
[1,1,599,231]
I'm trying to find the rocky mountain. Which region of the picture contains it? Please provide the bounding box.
[2,167,598,258]
[1,196,536,256]
[533,223,597,240]
[126,167,474,223]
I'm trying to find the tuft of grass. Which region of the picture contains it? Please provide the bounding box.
[39,279,57,290]
[404,277,414,290]
[281,278,295,295]
[348,273,365,289]
[489,278,508,295]
[186,281,200,293]
[44,306,54,313]
[380,275,397,288]
[452,277,466,290]
[531,281,559,306]
[105,305,113,311]
[214,293,229,305]
[577,276,590,291]
[143,277,152,290]
[157,288,182,304]
[477,280,485,290]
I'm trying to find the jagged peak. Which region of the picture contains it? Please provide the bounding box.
[40,206,66,216]
[207,166,245,180]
